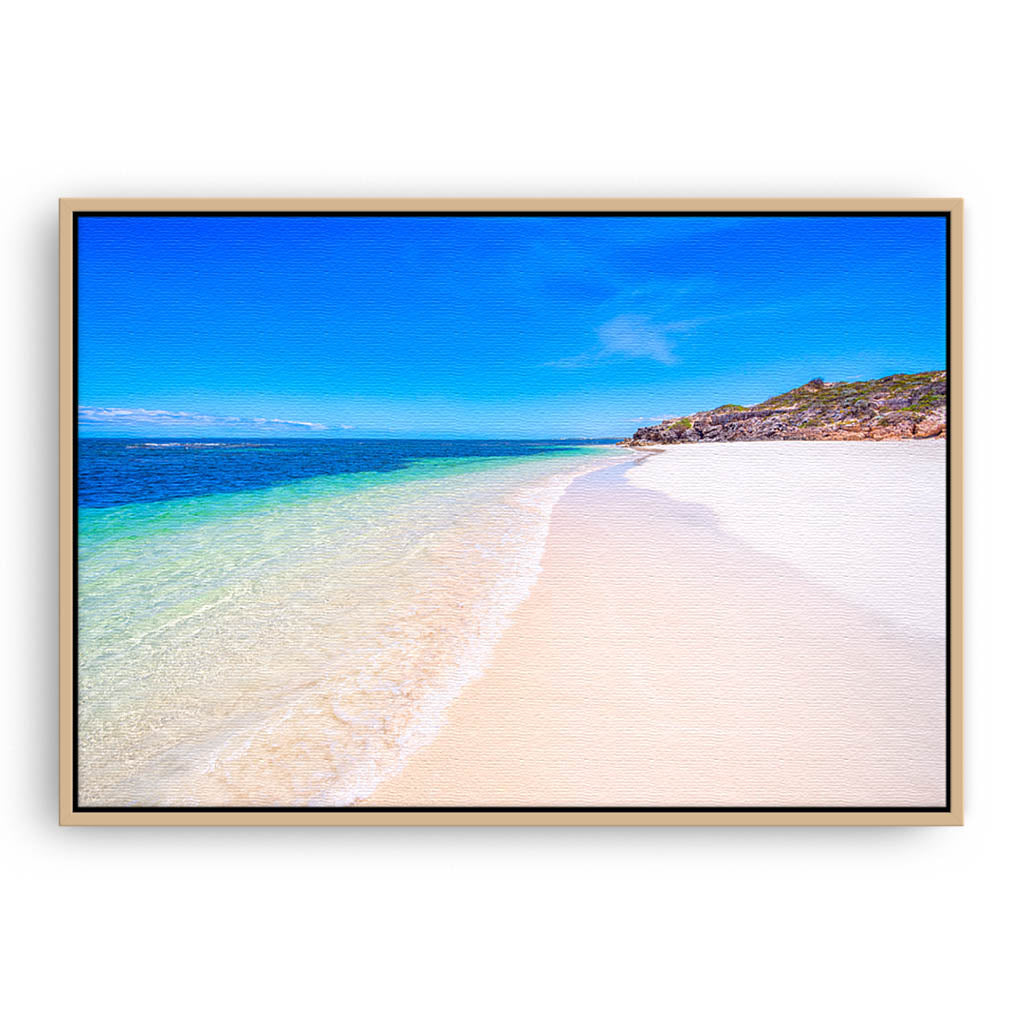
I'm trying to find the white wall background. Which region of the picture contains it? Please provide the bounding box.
[3,2,1019,1020]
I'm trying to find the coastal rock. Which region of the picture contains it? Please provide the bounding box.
[622,371,948,446]
[914,415,946,439]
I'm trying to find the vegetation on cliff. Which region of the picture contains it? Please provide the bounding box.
[627,371,947,445]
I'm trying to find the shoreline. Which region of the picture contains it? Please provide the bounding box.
[77,445,621,807]
[369,443,946,807]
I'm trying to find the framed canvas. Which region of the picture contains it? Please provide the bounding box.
[59,198,963,825]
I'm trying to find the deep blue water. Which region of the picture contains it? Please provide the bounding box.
[77,438,619,508]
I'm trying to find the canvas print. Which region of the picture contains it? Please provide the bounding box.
[67,206,955,818]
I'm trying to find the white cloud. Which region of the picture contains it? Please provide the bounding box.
[79,407,327,431]
[252,417,327,429]
[597,314,688,364]
[547,314,694,368]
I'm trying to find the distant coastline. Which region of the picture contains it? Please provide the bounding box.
[623,371,947,445]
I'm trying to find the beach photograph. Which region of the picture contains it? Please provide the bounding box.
[72,209,950,811]
[14,5,1020,1020]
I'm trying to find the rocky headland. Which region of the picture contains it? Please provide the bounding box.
[625,371,947,445]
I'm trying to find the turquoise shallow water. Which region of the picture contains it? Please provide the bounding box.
[78,441,624,806]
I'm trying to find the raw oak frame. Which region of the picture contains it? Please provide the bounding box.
[59,197,964,826]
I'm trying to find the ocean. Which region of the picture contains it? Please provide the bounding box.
[77,438,624,806]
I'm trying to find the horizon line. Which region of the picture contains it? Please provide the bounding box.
[77,434,627,442]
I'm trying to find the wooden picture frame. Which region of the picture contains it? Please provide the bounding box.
[60,198,963,825]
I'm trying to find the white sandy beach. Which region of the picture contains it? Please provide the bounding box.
[628,441,947,641]
[371,440,946,807]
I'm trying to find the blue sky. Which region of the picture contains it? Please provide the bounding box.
[77,214,947,438]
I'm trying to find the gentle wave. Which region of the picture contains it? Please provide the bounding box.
[125,441,266,449]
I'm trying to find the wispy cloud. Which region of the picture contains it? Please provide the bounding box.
[597,314,691,364]
[250,416,327,429]
[547,314,695,368]
[79,407,327,431]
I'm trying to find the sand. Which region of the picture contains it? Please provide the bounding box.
[628,440,947,640]
[369,442,947,807]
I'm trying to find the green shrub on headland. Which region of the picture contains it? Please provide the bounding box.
[627,371,947,445]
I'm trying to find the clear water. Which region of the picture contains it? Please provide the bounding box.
[77,439,624,806]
